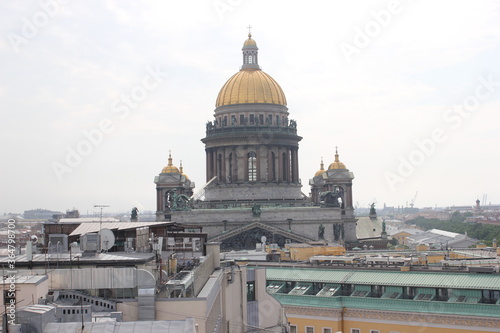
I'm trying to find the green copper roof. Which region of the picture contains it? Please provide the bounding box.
[266,267,500,290]
[272,294,500,318]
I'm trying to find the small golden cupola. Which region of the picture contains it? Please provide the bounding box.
[161,152,180,174]
[243,31,257,48]
[328,147,347,170]
[179,160,189,180]
[314,157,326,177]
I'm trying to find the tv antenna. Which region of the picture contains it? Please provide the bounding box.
[94,204,109,232]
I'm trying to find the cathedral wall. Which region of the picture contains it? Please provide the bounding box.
[204,184,303,201]
[171,207,357,243]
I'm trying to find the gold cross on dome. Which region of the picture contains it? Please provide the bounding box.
[247,25,252,36]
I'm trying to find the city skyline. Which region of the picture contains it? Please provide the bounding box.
[2,1,500,214]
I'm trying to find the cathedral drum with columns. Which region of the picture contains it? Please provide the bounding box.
[155,32,359,250]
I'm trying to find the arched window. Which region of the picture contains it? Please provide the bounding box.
[248,151,257,182]
[248,55,253,64]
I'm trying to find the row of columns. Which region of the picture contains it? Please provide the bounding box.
[206,146,299,184]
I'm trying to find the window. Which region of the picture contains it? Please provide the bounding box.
[306,327,314,333]
[248,152,257,181]
[247,281,255,301]
[240,114,245,125]
[351,330,360,333]
[323,328,332,333]
[290,326,297,333]
[370,330,380,333]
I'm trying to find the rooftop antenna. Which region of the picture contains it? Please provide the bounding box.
[94,204,109,233]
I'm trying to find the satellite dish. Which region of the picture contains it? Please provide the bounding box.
[261,236,267,243]
[99,228,115,251]
[30,235,38,244]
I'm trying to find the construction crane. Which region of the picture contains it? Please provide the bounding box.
[409,191,418,208]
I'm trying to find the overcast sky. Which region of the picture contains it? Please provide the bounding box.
[1,1,500,215]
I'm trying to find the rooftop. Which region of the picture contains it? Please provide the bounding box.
[43,318,195,333]
[266,267,500,290]
[68,221,175,236]
[0,275,47,285]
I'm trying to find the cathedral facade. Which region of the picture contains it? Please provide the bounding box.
[155,33,359,250]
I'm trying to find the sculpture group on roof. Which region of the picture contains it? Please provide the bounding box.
[205,116,298,132]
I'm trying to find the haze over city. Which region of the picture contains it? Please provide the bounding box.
[2,1,500,214]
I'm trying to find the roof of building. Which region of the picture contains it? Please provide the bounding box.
[0,252,155,265]
[389,228,423,236]
[43,318,195,333]
[58,217,120,223]
[266,267,500,290]
[69,221,175,236]
[0,275,47,285]
[161,152,181,174]
[356,216,384,239]
[407,229,477,247]
[216,68,286,107]
[327,148,346,170]
[215,34,286,107]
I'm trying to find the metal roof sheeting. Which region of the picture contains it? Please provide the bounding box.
[266,267,500,290]
[69,221,174,236]
[43,318,195,333]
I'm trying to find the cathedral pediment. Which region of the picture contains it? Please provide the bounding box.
[210,221,314,250]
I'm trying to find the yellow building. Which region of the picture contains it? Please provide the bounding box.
[280,244,346,261]
[265,267,500,332]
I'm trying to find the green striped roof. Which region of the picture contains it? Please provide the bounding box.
[266,267,500,290]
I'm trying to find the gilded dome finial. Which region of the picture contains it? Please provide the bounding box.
[161,150,181,173]
[328,146,346,170]
[168,150,173,166]
[179,160,183,173]
[247,25,252,38]
[314,157,326,177]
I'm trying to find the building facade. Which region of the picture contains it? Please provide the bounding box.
[265,267,500,333]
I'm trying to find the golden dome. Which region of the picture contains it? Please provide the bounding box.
[216,68,287,107]
[328,148,347,170]
[243,35,257,47]
[314,158,326,177]
[161,152,180,174]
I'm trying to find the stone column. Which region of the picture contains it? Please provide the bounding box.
[291,147,299,183]
[156,188,162,212]
[206,149,211,181]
